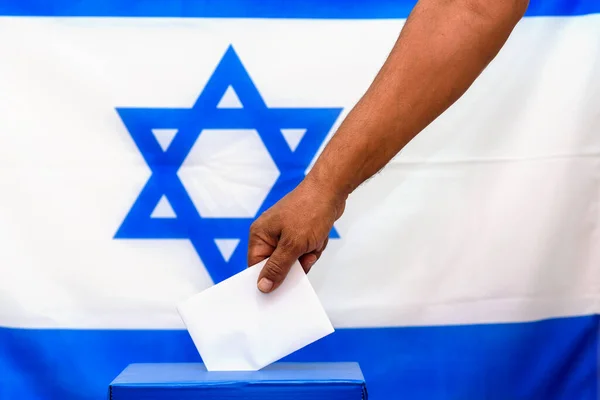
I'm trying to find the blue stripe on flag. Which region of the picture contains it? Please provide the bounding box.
[0,315,597,399]
[0,0,598,18]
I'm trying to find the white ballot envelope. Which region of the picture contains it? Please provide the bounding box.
[177,260,335,371]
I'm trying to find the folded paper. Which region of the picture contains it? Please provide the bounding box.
[177,260,334,371]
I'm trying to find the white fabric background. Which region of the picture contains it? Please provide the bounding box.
[0,15,598,329]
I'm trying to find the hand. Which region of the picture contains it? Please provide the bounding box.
[247,176,346,293]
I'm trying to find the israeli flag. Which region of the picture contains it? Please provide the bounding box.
[0,1,599,398]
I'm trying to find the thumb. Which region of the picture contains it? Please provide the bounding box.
[257,242,301,293]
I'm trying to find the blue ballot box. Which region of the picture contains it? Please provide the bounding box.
[109,362,368,400]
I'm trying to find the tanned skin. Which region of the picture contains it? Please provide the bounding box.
[247,0,530,293]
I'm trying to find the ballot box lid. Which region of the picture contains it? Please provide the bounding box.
[109,362,367,399]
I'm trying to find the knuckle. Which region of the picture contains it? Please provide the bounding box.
[249,222,269,242]
[280,235,303,252]
[265,259,286,279]
[249,220,262,234]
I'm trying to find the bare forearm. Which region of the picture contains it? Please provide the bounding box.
[307,0,528,200]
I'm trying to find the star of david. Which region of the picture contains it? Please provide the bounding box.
[114,45,343,284]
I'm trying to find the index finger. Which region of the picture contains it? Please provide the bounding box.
[247,223,276,267]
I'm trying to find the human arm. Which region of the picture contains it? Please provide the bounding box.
[248,0,529,293]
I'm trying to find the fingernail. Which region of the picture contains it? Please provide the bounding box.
[258,278,274,293]
[306,254,318,266]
